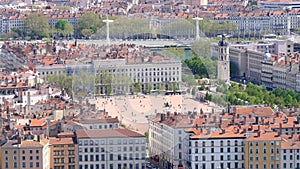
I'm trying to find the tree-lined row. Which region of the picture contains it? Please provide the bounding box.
[9,13,238,40]
[47,73,179,97]
[10,12,102,40]
[215,83,300,108]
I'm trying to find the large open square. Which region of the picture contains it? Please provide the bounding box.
[94,94,219,134]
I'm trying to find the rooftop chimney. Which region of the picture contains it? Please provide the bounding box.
[279,123,282,136]
[160,113,165,122]
[243,116,247,125]
[46,118,51,138]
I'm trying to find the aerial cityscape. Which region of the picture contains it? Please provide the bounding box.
[0,0,300,169]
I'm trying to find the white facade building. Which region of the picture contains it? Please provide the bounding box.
[148,113,195,169]
[185,129,246,169]
[42,140,50,169]
[37,59,182,94]
[76,129,146,169]
[78,118,119,130]
[281,141,300,169]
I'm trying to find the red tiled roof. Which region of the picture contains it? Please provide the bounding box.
[76,129,144,139]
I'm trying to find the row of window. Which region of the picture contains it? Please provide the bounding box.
[53,165,76,169]
[88,123,118,129]
[249,148,279,154]
[193,140,242,147]
[78,138,145,146]
[98,67,180,73]
[194,154,244,161]
[283,163,300,169]
[4,149,40,154]
[283,154,300,160]
[79,153,145,161]
[283,149,300,153]
[54,157,75,163]
[194,162,242,169]
[249,163,280,169]
[190,147,244,154]
[249,141,279,146]
[79,163,145,169]
[41,66,180,76]
[79,146,145,153]
[4,162,40,169]
[250,156,280,161]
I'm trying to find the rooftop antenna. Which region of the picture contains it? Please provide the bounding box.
[102,14,114,46]
[192,9,203,41]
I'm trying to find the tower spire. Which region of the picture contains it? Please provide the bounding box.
[217,34,230,81]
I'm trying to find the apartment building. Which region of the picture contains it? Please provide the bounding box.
[148,113,196,169]
[211,40,300,91]
[78,118,119,130]
[261,56,274,89]
[214,11,300,35]
[0,140,44,169]
[272,61,288,89]
[280,140,300,169]
[244,132,281,169]
[0,140,20,169]
[259,1,300,11]
[0,11,82,34]
[185,128,246,169]
[37,59,182,94]
[62,117,119,132]
[48,137,78,169]
[76,129,146,169]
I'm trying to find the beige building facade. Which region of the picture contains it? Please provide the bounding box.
[49,137,78,169]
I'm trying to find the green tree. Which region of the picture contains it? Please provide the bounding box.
[106,17,150,39]
[77,13,101,36]
[145,84,153,94]
[46,74,73,95]
[133,82,142,94]
[191,87,196,96]
[72,70,95,99]
[96,70,114,95]
[81,29,94,38]
[204,92,212,101]
[158,83,166,94]
[182,73,197,86]
[25,13,50,39]
[55,20,74,37]
[144,132,149,143]
[11,27,23,37]
[159,19,195,39]
[183,56,208,78]
[191,39,216,58]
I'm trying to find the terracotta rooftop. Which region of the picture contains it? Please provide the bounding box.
[49,137,74,145]
[245,132,281,141]
[76,129,144,139]
[20,140,43,147]
[79,117,119,124]
[281,141,300,149]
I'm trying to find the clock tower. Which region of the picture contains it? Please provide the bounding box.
[217,34,230,81]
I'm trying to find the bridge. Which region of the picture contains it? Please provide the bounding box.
[76,39,194,48]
